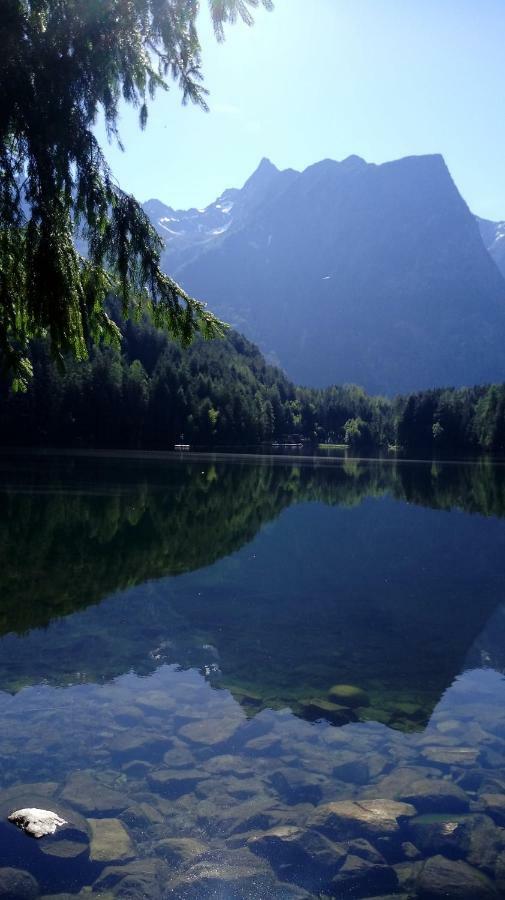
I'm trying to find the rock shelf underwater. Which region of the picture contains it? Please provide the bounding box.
[1,454,505,897]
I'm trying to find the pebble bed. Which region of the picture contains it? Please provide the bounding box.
[1,664,505,898]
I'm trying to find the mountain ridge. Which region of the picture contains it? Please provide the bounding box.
[144,154,505,394]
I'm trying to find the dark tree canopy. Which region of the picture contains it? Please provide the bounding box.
[0,0,272,386]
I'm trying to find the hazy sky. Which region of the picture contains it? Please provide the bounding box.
[97,0,505,219]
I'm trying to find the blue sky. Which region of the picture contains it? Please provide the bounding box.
[97,0,505,219]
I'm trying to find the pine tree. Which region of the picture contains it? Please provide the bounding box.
[0,0,272,386]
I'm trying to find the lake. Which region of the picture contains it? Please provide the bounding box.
[1,453,505,898]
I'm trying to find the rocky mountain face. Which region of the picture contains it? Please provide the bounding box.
[477,216,505,278]
[144,155,505,394]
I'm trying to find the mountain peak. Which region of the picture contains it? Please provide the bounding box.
[340,154,367,169]
[242,157,279,192]
[257,157,277,173]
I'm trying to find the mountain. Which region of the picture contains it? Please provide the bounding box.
[145,158,298,273]
[477,215,505,278]
[144,154,505,395]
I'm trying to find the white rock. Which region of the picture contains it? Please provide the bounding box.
[8,808,67,839]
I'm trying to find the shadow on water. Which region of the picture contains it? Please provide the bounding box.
[1,454,505,731]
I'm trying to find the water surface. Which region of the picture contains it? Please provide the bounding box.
[1,454,505,898]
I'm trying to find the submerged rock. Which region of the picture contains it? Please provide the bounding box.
[394,859,425,893]
[88,818,135,864]
[154,837,209,866]
[200,797,281,837]
[330,853,398,898]
[421,746,480,767]
[363,766,443,801]
[165,848,285,899]
[298,698,357,725]
[417,854,499,898]
[397,778,470,813]
[108,730,168,763]
[481,793,505,825]
[407,815,466,859]
[269,768,325,806]
[243,733,282,755]
[248,825,346,886]
[327,684,370,708]
[7,809,67,839]
[93,859,169,899]
[0,867,38,900]
[332,752,370,785]
[178,717,241,746]
[60,773,129,816]
[147,767,210,799]
[408,813,504,872]
[202,754,255,779]
[400,840,421,860]
[307,799,416,841]
[120,802,164,828]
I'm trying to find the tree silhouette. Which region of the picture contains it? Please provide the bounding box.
[0,0,272,386]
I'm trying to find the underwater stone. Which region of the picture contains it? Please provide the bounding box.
[147,767,210,799]
[398,778,470,813]
[120,802,164,828]
[108,730,168,762]
[243,733,282,755]
[327,684,370,708]
[154,837,210,866]
[162,743,197,769]
[332,753,370,785]
[39,839,89,860]
[344,837,386,863]
[60,773,129,816]
[134,690,177,712]
[0,784,59,804]
[88,818,135,864]
[435,719,463,734]
[93,858,169,898]
[248,825,346,882]
[0,867,38,900]
[178,716,241,746]
[165,848,284,899]
[202,754,255,779]
[417,854,499,898]
[205,799,281,837]
[7,809,67,839]
[421,746,480,767]
[408,813,503,872]
[494,849,505,891]
[298,699,357,725]
[120,759,152,778]
[307,799,416,841]
[235,690,264,709]
[400,840,421,860]
[408,814,469,858]
[195,773,262,804]
[362,766,444,801]
[269,768,325,806]
[330,853,398,898]
[480,793,505,825]
[394,859,425,893]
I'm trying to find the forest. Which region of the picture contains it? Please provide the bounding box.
[0,309,504,455]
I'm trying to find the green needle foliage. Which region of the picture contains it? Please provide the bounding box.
[0,0,273,387]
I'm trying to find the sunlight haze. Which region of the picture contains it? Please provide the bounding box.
[97,0,505,220]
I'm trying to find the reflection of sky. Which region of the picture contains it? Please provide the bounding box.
[2,657,505,897]
[1,658,505,789]
[464,603,505,674]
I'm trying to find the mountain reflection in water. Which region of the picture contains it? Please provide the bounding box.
[1,454,505,732]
